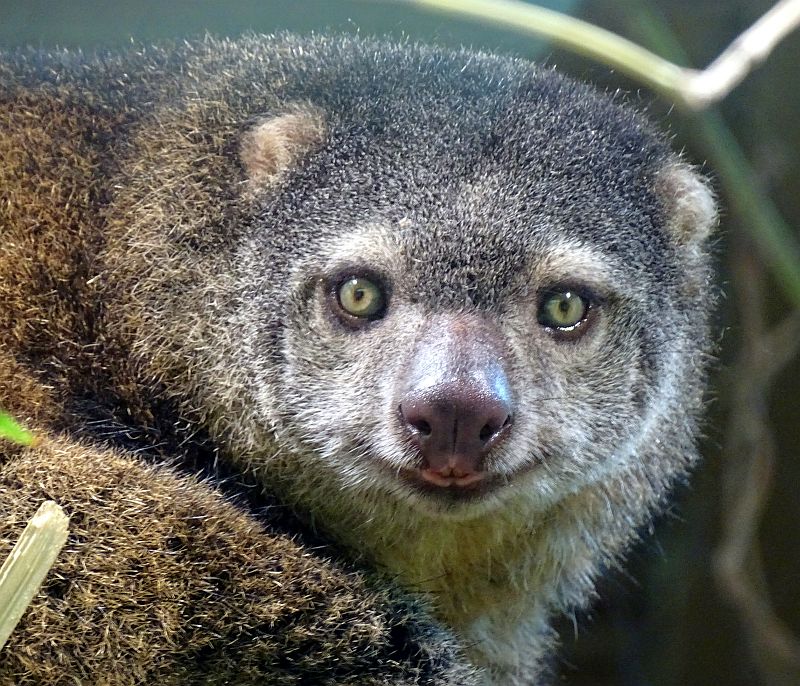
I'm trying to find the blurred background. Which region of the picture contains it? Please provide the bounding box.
[1,1,798,684]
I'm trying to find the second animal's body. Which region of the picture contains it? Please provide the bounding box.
[0,35,716,684]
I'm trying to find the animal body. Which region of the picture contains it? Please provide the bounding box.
[0,35,717,684]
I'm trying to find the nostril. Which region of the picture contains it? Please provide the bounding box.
[413,419,432,436]
[398,403,433,437]
[479,414,512,443]
[479,423,495,442]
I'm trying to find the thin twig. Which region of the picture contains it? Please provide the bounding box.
[685,0,800,108]
[407,0,686,100]
[625,3,800,314]
[404,0,800,110]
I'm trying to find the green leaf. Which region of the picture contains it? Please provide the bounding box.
[0,411,36,446]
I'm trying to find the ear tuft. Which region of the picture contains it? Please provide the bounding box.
[656,163,718,246]
[239,106,326,187]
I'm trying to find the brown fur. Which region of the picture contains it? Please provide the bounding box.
[0,438,475,685]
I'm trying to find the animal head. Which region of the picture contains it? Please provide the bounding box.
[107,37,716,520]
[226,39,717,519]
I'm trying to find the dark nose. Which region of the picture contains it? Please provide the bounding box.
[399,382,513,477]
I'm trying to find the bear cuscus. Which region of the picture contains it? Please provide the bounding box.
[0,34,716,685]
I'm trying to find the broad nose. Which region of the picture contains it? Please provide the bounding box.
[399,381,513,477]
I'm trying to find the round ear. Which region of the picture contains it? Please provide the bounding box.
[239,106,326,187]
[656,163,718,246]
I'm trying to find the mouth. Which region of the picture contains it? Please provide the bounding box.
[396,466,501,502]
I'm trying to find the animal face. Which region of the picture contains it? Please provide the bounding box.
[235,102,703,520]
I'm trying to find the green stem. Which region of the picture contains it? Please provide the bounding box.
[628,5,800,307]
[409,0,689,102]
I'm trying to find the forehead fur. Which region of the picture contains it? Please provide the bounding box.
[224,35,677,291]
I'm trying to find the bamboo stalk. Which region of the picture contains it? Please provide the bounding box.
[0,501,69,651]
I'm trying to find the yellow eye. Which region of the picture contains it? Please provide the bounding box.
[337,277,385,318]
[538,290,588,329]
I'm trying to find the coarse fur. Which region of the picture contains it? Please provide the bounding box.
[0,35,717,684]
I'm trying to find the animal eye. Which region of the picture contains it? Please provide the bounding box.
[337,277,386,319]
[537,290,588,330]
